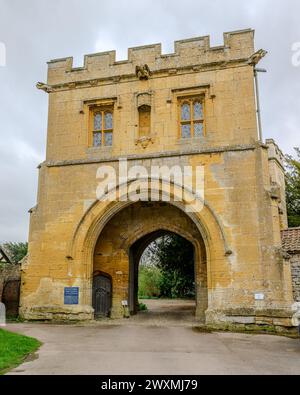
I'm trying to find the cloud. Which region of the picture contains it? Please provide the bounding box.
[0,0,299,241]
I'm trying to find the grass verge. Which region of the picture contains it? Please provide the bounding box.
[0,329,41,374]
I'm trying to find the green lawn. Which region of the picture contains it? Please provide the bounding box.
[0,329,41,374]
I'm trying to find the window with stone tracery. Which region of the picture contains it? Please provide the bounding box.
[92,108,113,147]
[179,98,204,139]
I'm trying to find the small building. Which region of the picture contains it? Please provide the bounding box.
[0,246,21,318]
[0,245,12,265]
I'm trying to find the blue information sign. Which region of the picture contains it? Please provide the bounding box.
[64,287,79,305]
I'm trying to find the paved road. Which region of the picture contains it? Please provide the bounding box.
[6,321,300,375]
[127,299,197,325]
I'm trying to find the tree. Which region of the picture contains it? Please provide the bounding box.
[157,235,195,299]
[138,234,195,299]
[143,234,195,299]
[285,148,300,227]
[2,242,28,264]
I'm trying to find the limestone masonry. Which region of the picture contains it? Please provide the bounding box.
[20,29,299,328]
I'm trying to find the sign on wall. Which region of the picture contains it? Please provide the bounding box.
[64,287,79,305]
[254,293,265,301]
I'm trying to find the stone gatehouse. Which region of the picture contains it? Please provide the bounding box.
[20,29,298,328]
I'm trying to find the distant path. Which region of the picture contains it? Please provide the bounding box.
[132,299,197,325]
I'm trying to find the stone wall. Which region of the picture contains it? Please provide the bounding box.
[291,254,300,302]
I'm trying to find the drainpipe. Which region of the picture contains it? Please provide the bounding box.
[254,67,267,142]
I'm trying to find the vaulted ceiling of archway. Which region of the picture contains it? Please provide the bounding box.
[93,201,204,260]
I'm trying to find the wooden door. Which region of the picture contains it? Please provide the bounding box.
[92,275,112,318]
[2,280,20,318]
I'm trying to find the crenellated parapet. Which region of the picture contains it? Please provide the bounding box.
[45,29,256,89]
[266,139,288,229]
[266,139,285,169]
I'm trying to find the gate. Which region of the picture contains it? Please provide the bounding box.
[92,275,112,318]
[2,280,20,318]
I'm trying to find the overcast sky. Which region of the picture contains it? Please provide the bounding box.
[0,0,299,242]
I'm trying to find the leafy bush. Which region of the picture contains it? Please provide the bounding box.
[138,302,148,311]
[138,266,162,298]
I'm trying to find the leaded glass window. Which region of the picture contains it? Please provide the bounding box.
[94,113,102,131]
[180,98,204,139]
[181,103,191,121]
[104,132,113,146]
[181,124,191,138]
[194,122,203,137]
[93,132,102,147]
[104,112,113,130]
[92,108,113,147]
[194,102,203,120]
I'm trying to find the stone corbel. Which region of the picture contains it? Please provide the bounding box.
[88,79,98,87]
[79,102,84,114]
[269,183,281,201]
[135,136,154,149]
[166,89,172,104]
[209,84,216,99]
[117,95,122,109]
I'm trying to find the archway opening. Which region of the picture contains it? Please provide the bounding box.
[92,201,208,322]
[129,230,197,320]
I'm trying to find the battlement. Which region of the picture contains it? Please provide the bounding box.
[47,29,255,86]
[266,139,285,168]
